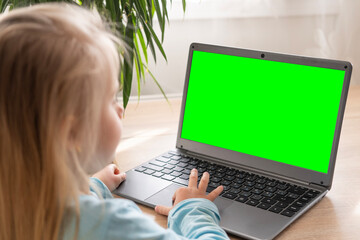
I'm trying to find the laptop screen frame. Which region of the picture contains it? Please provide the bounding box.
[176,43,352,189]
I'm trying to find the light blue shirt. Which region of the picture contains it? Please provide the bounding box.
[63,177,229,240]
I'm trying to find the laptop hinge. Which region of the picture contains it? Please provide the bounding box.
[309,182,328,191]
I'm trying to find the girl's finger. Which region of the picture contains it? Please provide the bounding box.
[155,205,172,216]
[188,169,198,188]
[198,172,209,193]
[207,185,224,201]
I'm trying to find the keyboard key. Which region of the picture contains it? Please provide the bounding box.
[287,193,299,199]
[170,156,181,160]
[245,175,257,181]
[281,209,295,217]
[224,175,235,181]
[254,183,266,190]
[262,191,274,198]
[149,160,166,167]
[169,151,180,156]
[235,172,246,179]
[222,193,237,200]
[210,177,222,183]
[215,172,226,178]
[265,186,277,192]
[173,166,185,172]
[276,184,288,190]
[221,180,232,186]
[173,178,188,186]
[239,191,251,197]
[156,156,170,162]
[288,186,305,195]
[162,169,173,174]
[208,182,220,188]
[241,185,252,192]
[299,196,311,203]
[223,185,231,191]
[308,189,320,195]
[177,162,188,168]
[266,181,277,187]
[235,196,248,203]
[293,201,306,207]
[182,169,191,174]
[152,172,164,178]
[275,202,289,208]
[143,164,163,172]
[252,189,263,195]
[170,171,182,177]
[288,205,301,212]
[168,160,179,165]
[164,164,175,169]
[180,157,190,163]
[269,206,283,214]
[144,169,155,175]
[251,194,263,201]
[179,173,189,180]
[161,175,175,181]
[231,183,241,189]
[276,190,287,196]
[244,181,255,187]
[256,178,267,184]
[185,164,196,170]
[229,188,241,194]
[304,191,319,198]
[246,199,259,206]
[234,178,245,184]
[261,198,277,205]
[206,186,216,193]
[257,202,271,210]
[226,169,236,176]
[135,166,146,172]
[273,195,295,203]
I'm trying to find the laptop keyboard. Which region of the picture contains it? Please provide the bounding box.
[135,151,321,217]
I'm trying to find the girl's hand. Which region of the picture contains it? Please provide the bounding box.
[155,169,223,216]
[92,164,126,192]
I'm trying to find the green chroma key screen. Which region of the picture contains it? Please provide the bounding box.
[181,50,345,174]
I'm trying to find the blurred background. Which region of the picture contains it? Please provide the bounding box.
[130,0,360,98]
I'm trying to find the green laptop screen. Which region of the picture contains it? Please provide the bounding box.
[181,50,345,174]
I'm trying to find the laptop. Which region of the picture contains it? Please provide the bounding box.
[114,43,352,240]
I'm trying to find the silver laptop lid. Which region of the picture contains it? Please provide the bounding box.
[176,43,352,189]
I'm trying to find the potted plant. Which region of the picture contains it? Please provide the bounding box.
[0,0,186,108]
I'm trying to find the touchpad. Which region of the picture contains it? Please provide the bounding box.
[145,183,182,207]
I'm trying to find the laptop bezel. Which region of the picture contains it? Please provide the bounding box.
[176,43,352,189]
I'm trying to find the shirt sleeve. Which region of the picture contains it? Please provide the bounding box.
[168,198,229,240]
[89,177,113,199]
[105,198,229,240]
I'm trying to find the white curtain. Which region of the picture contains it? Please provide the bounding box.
[316,0,360,85]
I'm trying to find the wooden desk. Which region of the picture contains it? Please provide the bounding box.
[114,86,360,239]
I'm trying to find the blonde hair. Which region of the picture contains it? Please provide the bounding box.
[0,3,122,240]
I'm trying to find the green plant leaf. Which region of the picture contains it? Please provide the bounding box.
[134,52,141,101]
[153,0,164,42]
[105,0,115,21]
[137,29,148,64]
[182,0,186,12]
[122,14,135,108]
[134,33,145,77]
[140,12,167,62]
[142,19,167,61]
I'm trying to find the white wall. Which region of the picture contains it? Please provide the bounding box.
[130,0,359,97]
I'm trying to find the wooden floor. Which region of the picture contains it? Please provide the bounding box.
[114,85,360,239]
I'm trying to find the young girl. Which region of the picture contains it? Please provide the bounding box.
[0,3,228,240]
